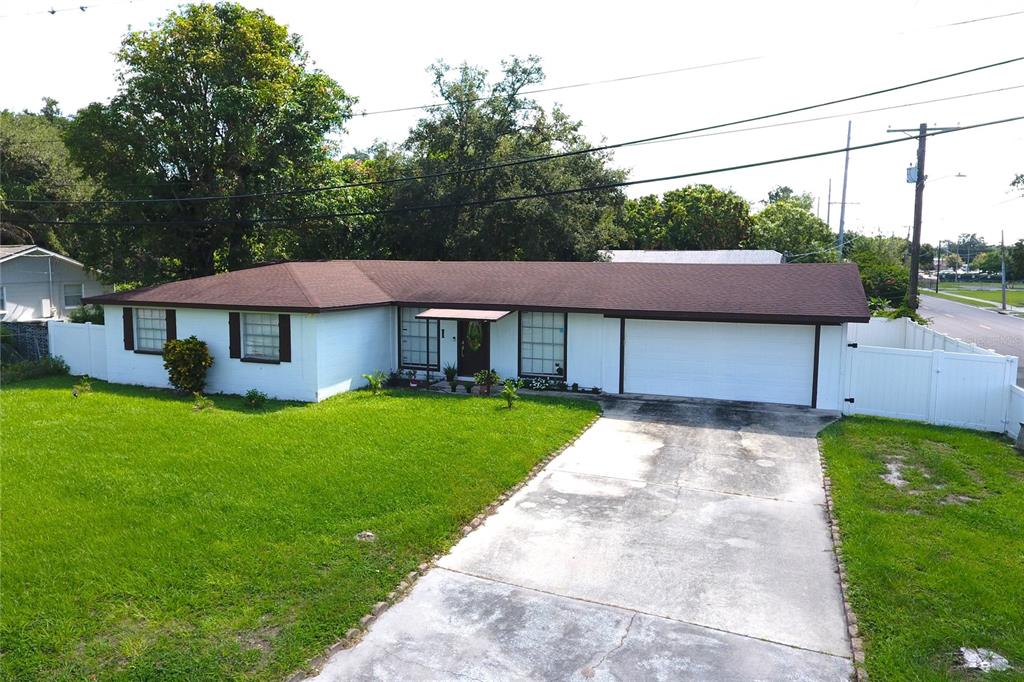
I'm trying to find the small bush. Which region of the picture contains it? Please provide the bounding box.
[501,378,523,409]
[362,370,388,395]
[443,363,458,392]
[162,336,214,394]
[68,305,105,325]
[191,392,214,412]
[244,388,268,408]
[73,375,93,393]
[3,356,69,384]
[473,368,501,395]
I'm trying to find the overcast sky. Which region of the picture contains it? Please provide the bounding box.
[2,0,1022,246]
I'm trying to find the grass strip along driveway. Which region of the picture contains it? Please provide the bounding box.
[820,417,1023,679]
[0,377,598,681]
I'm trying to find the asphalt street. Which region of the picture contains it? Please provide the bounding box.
[919,294,1024,385]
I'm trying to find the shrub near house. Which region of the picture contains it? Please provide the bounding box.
[162,336,213,394]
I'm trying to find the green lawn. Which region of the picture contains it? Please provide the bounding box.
[922,290,999,309]
[820,417,1024,680]
[926,285,1024,307]
[0,377,599,681]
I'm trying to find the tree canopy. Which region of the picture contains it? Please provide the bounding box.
[748,198,835,261]
[0,105,96,249]
[616,185,752,250]
[364,57,626,261]
[64,2,354,283]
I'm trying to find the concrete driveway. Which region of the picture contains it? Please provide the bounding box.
[310,398,853,681]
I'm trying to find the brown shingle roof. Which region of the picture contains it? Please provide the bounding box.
[86,260,870,323]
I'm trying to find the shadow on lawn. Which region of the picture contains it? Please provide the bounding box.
[6,375,302,415]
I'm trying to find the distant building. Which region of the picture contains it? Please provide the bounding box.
[0,245,109,321]
[601,249,784,264]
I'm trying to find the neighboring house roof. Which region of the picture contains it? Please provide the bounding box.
[87,260,870,324]
[0,244,86,267]
[603,249,785,264]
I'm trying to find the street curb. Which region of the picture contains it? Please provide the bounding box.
[288,410,603,681]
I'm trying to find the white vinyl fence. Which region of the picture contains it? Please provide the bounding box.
[47,320,107,380]
[843,318,1020,436]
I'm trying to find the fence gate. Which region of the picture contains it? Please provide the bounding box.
[843,344,1017,432]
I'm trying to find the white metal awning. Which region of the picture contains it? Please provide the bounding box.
[415,308,511,321]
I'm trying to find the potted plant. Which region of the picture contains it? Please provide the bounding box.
[473,368,500,396]
[443,363,458,392]
[405,369,419,388]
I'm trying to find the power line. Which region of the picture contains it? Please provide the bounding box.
[357,57,761,116]
[9,56,1024,207]
[629,83,1024,147]
[353,11,1024,117]
[29,114,1024,227]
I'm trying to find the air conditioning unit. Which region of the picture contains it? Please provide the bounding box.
[41,298,54,318]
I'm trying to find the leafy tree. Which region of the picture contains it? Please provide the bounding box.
[945,252,964,276]
[847,234,910,305]
[766,185,814,210]
[616,185,752,250]
[747,198,835,261]
[950,233,988,266]
[918,242,936,271]
[617,194,662,249]
[971,250,1001,274]
[373,57,626,261]
[0,104,96,248]
[64,2,354,284]
[1008,239,1024,280]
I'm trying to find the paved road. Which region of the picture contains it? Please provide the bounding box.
[920,295,1024,385]
[310,399,852,681]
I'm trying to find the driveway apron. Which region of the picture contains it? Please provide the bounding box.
[310,398,853,681]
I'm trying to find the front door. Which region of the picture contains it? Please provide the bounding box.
[457,320,490,376]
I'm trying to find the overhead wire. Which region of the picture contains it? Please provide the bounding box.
[27,114,1024,227]
[8,56,1024,207]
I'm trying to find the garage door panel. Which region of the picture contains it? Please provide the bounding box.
[624,320,815,405]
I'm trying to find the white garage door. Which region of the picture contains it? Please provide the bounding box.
[624,320,816,406]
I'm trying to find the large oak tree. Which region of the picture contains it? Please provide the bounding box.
[65,2,354,283]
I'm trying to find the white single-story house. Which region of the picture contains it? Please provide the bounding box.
[602,249,785,264]
[85,260,869,407]
[0,245,109,321]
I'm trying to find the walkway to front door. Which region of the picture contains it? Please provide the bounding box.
[308,398,853,681]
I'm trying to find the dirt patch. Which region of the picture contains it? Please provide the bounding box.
[240,625,281,655]
[958,647,1012,672]
[882,458,908,487]
[939,494,978,505]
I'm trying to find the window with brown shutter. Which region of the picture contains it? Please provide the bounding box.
[122,307,134,350]
[279,314,291,363]
[229,312,241,358]
[165,309,177,341]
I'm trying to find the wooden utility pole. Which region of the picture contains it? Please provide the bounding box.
[887,123,959,310]
[837,122,852,257]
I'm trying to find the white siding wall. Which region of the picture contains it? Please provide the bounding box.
[316,306,395,400]
[565,313,605,389]
[490,312,519,379]
[815,325,844,411]
[102,305,319,401]
[440,319,458,374]
[1,255,107,321]
[601,317,622,393]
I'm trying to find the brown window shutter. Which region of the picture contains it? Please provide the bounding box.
[278,314,291,363]
[122,307,134,350]
[165,309,177,341]
[229,312,241,358]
